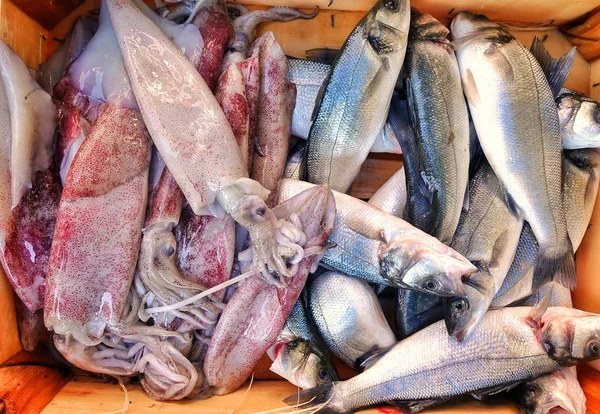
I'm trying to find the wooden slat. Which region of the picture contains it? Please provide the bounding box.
[43,377,520,414]
[0,365,73,414]
[0,0,48,68]
[565,9,600,61]
[0,271,20,365]
[8,0,84,30]
[234,0,600,25]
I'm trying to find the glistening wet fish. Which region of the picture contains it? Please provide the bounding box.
[516,367,586,414]
[278,179,477,297]
[307,271,396,370]
[267,292,339,389]
[401,10,470,243]
[305,0,409,192]
[559,91,600,150]
[452,12,575,289]
[285,305,600,413]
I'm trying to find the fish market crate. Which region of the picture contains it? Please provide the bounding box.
[1,0,600,412]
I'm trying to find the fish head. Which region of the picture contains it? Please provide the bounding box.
[540,307,600,365]
[559,92,600,150]
[410,9,449,40]
[267,338,337,389]
[362,0,409,56]
[516,368,585,414]
[444,266,495,341]
[380,242,473,296]
[450,11,501,40]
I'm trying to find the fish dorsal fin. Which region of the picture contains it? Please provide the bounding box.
[525,291,552,329]
[530,37,576,98]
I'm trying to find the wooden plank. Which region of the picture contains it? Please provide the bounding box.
[578,364,600,414]
[0,365,73,414]
[43,377,520,414]
[351,154,403,200]
[0,270,20,365]
[8,0,84,30]
[565,8,600,61]
[233,0,600,25]
[0,0,48,68]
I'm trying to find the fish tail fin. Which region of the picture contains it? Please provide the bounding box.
[533,243,577,291]
[529,37,576,97]
[283,383,337,413]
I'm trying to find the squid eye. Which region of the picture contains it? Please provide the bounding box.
[422,279,439,292]
[452,298,469,314]
[384,0,399,11]
[594,107,600,124]
[587,341,600,357]
[162,245,175,257]
[318,368,329,381]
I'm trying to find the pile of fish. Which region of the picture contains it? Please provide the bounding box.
[1,0,600,412]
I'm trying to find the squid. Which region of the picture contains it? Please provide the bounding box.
[204,184,336,395]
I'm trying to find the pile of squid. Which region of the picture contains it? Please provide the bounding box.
[3,0,600,412]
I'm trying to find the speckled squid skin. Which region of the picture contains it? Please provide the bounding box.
[239,56,259,170]
[204,185,335,395]
[216,62,250,171]
[174,207,235,294]
[107,0,246,215]
[192,0,234,92]
[249,32,296,207]
[44,104,151,336]
[2,168,61,312]
[144,167,184,230]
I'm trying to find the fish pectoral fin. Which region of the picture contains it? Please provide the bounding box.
[357,345,394,371]
[485,43,515,83]
[418,172,437,205]
[462,181,470,212]
[525,291,552,330]
[387,397,451,413]
[462,68,481,108]
[470,381,523,400]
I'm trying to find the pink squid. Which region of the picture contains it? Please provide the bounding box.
[204,184,335,395]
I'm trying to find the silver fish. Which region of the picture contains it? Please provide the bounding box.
[492,149,600,307]
[287,57,402,154]
[559,91,600,150]
[516,367,585,414]
[444,161,524,340]
[278,179,476,297]
[452,12,575,289]
[305,0,409,192]
[286,305,600,413]
[521,281,573,308]
[402,10,470,243]
[396,288,442,339]
[267,293,339,389]
[368,166,407,218]
[308,271,395,370]
[283,139,306,181]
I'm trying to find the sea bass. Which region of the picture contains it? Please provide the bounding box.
[451,12,575,289]
[286,305,600,413]
[516,367,586,414]
[305,0,409,192]
[267,291,339,389]
[368,166,407,218]
[278,179,476,297]
[402,10,469,243]
[307,271,396,370]
[558,91,600,150]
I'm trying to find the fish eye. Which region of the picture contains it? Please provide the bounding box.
[383,0,399,11]
[452,298,469,314]
[594,107,600,124]
[587,341,600,357]
[421,278,439,292]
[524,384,539,397]
[318,368,329,381]
[286,340,299,350]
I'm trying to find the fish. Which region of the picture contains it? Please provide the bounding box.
[267,291,339,389]
[401,10,470,243]
[285,304,600,413]
[368,166,407,218]
[558,91,600,150]
[444,161,524,340]
[492,148,600,307]
[520,281,573,308]
[307,271,396,370]
[396,288,442,340]
[305,0,410,192]
[516,367,586,414]
[451,12,575,289]
[283,139,307,181]
[287,57,402,154]
[278,179,477,297]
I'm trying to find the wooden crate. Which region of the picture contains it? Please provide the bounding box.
[1,0,600,412]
